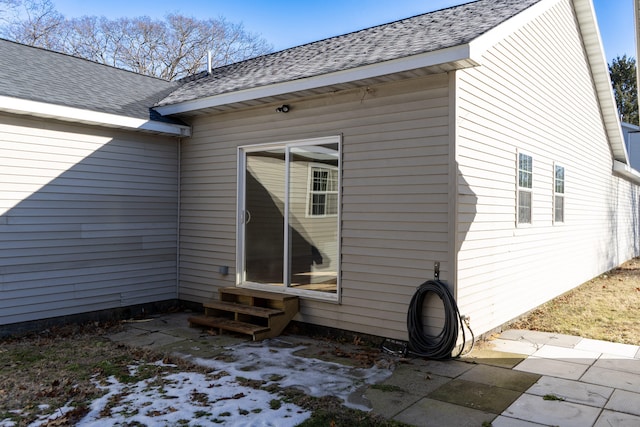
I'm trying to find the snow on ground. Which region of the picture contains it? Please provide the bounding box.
[188,339,393,411]
[5,338,392,427]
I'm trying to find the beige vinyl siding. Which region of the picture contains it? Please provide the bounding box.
[180,74,450,339]
[455,0,640,335]
[0,114,178,326]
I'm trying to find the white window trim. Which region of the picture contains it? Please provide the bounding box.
[553,163,565,224]
[306,163,339,218]
[517,151,533,226]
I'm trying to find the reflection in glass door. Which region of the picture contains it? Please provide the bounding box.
[244,149,286,284]
[239,137,340,295]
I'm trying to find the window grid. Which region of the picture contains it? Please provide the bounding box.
[518,153,533,224]
[308,166,339,217]
[554,165,565,223]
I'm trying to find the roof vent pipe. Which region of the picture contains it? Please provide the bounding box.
[207,50,212,75]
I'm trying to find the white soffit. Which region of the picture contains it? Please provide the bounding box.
[0,96,191,137]
[154,44,476,116]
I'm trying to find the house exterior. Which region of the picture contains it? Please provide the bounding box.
[2,0,639,342]
[0,40,189,328]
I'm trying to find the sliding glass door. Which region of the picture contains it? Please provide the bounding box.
[238,136,340,297]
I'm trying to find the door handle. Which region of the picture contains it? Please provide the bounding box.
[245,210,251,224]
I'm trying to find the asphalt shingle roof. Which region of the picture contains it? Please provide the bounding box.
[0,39,179,121]
[157,0,541,108]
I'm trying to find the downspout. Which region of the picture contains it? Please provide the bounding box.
[176,138,182,299]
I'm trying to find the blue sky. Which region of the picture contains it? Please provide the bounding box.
[52,0,635,63]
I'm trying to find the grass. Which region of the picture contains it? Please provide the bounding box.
[509,257,640,345]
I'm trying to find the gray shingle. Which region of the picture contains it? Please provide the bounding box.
[0,39,179,121]
[157,0,540,107]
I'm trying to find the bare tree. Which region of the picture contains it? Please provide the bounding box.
[0,0,273,80]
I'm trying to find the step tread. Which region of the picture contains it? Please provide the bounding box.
[219,287,299,301]
[188,316,270,335]
[203,300,284,318]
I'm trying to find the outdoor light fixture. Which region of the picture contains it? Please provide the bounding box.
[276,104,290,113]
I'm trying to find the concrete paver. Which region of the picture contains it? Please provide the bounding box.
[107,314,640,427]
[514,356,590,380]
[594,409,640,426]
[574,337,640,358]
[393,397,496,427]
[526,376,613,407]
[530,344,600,365]
[428,378,522,413]
[604,389,640,416]
[502,393,602,427]
[458,364,540,391]
[581,366,640,393]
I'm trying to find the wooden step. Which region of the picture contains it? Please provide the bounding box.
[219,287,299,302]
[189,287,300,341]
[204,300,284,318]
[188,315,270,336]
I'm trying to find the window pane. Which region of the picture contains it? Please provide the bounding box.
[555,166,564,194]
[519,191,532,223]
[555,195,564,222]
[518,154,533,189]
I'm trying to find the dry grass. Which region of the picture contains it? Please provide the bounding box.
[509,257,640,345]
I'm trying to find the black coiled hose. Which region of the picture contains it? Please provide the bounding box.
[407,280,472,360]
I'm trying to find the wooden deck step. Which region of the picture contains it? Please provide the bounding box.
[219,287,299,302]
[204,300,284,318]
[188,315,270,335]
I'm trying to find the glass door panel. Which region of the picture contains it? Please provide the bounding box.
[288,143,339,292]
[244,149,286,285]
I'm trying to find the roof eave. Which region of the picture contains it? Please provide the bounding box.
[155,44,477,116]
[613,160,640,184]
[0,95,191,137]
[573,0,629,164]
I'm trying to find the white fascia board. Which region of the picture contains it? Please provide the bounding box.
[154,44,475,116]
[573,0,629,164]
[613,160,640,184]
[0,95,191,137]
[468,0,558,60]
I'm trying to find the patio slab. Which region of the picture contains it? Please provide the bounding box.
[503,393,602,427]
[458,364,540,392]
[575,338,640,358]
[604,389,640,416]
[514,356,590,380]
[393,397,497,427]
[594,409,640,427]
[526,376,613,407]
[498,330,583,348]
[461,347,528,369]
[581,366,640,393]
[530,344,600,365]
[427,379,522,413]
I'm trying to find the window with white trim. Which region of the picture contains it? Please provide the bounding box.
[554,164,565,223]
[308,165,338,217]
[518,153,533,224]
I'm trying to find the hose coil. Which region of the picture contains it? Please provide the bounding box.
[406,280,470,359]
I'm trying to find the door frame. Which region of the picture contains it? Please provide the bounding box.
[236,135,342,302]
